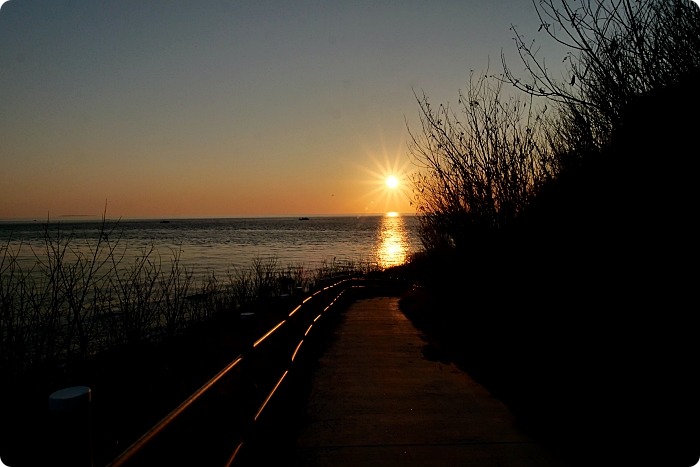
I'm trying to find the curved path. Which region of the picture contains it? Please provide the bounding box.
[293,297,566,467]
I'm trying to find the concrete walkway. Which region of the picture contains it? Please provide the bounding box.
[293,297,566,467]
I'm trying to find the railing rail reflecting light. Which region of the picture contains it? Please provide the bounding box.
[104,276,357,467]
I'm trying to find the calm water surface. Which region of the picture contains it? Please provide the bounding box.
[0,215,421,276]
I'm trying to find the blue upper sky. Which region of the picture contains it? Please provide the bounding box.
[0,0,565,218]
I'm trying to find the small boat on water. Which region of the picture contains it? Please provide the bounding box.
[299,217,309,220]
[160,220,171,223]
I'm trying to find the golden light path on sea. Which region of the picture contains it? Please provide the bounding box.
[376,212,409,269]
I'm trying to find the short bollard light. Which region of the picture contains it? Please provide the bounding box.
[48,386,93,467]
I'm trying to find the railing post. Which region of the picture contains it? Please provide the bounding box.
[48,386,93,467]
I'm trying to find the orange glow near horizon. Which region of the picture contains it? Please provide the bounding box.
[1,136,418,219]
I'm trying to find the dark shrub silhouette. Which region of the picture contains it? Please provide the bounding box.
[405,1,699,465]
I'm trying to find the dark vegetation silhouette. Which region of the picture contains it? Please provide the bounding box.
[401,1,699,465]
[0,216,373,379]
[0,215,375,465]
[407,72,558,249]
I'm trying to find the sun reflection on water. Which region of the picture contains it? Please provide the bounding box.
[376,213,409,269]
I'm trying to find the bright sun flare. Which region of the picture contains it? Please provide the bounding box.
[353,138,416,214]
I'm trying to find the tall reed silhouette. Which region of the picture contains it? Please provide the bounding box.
[0,217,376,380]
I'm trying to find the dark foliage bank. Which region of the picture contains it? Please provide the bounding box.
[403,1,698,465]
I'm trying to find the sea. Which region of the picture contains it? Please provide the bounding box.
[0,215,422,278]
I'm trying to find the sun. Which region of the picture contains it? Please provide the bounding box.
[351,131,417,213]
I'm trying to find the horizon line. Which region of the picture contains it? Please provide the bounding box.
[0,212,418,222]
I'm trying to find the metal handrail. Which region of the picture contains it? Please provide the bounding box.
[106,355,243,467]
[104,277,353,467]
[225,282,352,465]
[252,320,286,348]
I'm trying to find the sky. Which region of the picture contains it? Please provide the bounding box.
[0,0,564,219]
